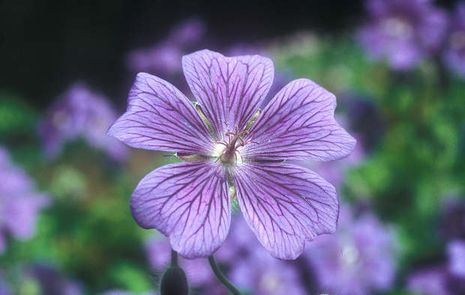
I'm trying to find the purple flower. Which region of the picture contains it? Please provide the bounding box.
[26,264,83,295]
[213,215,259,264]
[127,18,206,76]
[0,271,10,295]
[223,220,307,295]
[407,240,465,295]
[39,83,127,161]
[443,3,465,78]
[109,49,356,259]
[358,0,447,70]
[230,250,307,295]
[339,92,386,152]
[0,147,50,254]
[99,291,133,295]
[439,197,465,241]
[448,240,465,279]
[99,291,157,295]
[407,267,449,295]
[305,206,397,295]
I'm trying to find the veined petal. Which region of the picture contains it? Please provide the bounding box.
[244,79,356,161]
[234,163,338,259]
[182,49,274,138]
[108,73,212,154]
[131,162,230,258]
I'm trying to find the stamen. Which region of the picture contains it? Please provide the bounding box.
[194,102,215,135]
[245,109,261,131]
[175,153,206,162]
[228,184,236,199]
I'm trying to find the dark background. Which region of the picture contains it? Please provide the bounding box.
[0,0,458,109]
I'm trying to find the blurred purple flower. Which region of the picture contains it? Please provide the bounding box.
[127,18,206,76]
[99,291,133,295]
[440,197,465,241]
[339,92,386,152]
[99,291,157,295]
[443,3,465,78]
[358,0,448,70]
[224,221,307,295]
[0,271,10,295]
[448,240,465,278]
[27,264,83,295]
[39,83,127,161]
[305,206,397,295]
[213,216,258,264]
[407,240,465,295]
[408,267,449,295]
[109,49,356,259]
[0,147,50,254]
[230,250,306,295]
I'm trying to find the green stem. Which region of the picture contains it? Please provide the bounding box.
[208,255,241,295]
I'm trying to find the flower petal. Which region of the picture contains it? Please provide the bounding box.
[131,161,230,258]
[244,79,356,161]
[108,73,212,154]
[182,49,274,138]
[234,163,338,259]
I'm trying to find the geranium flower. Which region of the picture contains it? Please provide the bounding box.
[127,18,206,76]
[0,147,50,253]
[358,0,447,70]
[407,267,448,295]
[39,83,127,161]
[108,49,356,259]
[406,240,465,295]
[443,3,465,79]
[305,206,397,295]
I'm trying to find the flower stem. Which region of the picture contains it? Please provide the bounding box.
[171,250,178,267]
[208,255,241,295]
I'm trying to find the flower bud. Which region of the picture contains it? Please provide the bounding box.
[160,266,188,295]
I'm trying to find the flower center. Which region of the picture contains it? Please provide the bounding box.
[212,130,248,166]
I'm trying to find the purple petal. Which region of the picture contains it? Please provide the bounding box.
[108,73,213,154]
[182,49,274,138]
[244,79,356,161]
[234,163,338,259]
[131,161,230,258]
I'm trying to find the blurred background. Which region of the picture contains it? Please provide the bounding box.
[1,0,465,294]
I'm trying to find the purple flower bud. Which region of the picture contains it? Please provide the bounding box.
[160,266,188,295]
